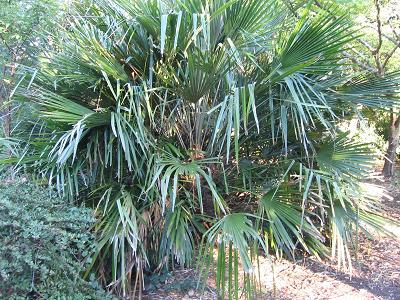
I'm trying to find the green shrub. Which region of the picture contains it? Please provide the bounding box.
[0,178,112,299]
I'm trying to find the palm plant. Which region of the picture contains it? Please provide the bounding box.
[4,0,400,298]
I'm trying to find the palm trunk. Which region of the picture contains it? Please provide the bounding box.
[382,112,400,177]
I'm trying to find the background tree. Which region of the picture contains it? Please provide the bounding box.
[0,0,60,139]
[324,0,400,177]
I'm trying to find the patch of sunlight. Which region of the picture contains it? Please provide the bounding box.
[360,180,400,239]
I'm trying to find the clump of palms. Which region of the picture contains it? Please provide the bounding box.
[5,0,400,298]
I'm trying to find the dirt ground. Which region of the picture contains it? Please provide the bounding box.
[143,178,400,300]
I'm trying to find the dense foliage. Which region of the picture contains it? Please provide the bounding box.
[0,0,61,138]
[4,0,400,298]
[0,178,111,299]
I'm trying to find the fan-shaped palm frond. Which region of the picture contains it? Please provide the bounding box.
[316,132,376,179]
[199,213,266,299]
[259,186,325,258]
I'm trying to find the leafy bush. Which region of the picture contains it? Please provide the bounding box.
[0,178,111,299]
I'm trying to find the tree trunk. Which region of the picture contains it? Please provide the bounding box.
[382,113,400,177]
[0,64,14,140]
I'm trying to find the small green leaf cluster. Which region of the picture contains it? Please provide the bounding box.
[0,178,112,299]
